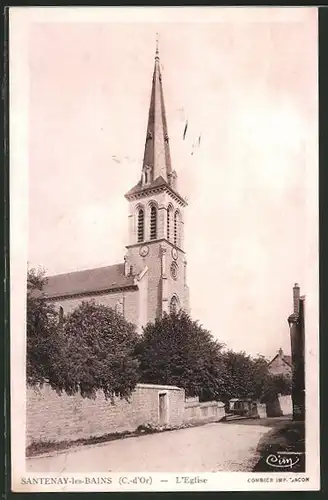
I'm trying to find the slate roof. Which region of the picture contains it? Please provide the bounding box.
[141,49,173,182]
[125,175,187,205]
[125,176,167,198]
[282,355,292,366]
[268,352,292,367]
[43,263,137,299]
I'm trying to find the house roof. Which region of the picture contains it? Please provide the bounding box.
[283,355,292,366]
[42,263,137,299]
[268,352,292,367]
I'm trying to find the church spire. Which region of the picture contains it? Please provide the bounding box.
[142,36,172,184]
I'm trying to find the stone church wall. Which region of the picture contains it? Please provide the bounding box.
[127,242,162,323]
[26,383,185,447]
[53,289,139,328]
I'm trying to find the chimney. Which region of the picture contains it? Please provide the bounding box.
[278,347,283,356]
[293,283,300,314]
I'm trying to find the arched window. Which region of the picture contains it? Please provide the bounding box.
[167,205,173,241]
[174,210,180,246]
[170,295,180,315]
[137,208,144,243]
[150,205,157,240]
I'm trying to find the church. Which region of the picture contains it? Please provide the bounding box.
[43,43,190,333]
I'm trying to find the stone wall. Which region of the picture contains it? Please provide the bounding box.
[257,395,292,419]
[278,394,293,416]
[26,382,228,449]
[26,383,185,447]
[258,404,267,418]
[183,400,225,425]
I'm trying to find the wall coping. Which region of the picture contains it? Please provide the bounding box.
[27,383,185,395]
[136,383,184,391]
[185,400,225,409]
[185,402,200,408]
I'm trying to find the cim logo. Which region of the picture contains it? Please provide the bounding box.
[266,452,302,469]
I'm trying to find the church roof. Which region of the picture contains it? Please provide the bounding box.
[125,175,168,198]
[43,263,137,299]
[125,174,187,205]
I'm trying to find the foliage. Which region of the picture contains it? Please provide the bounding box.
[135,310,225,401]
[260,373,292,403]
[58,301,140,399]
[27,268,140,400]
[26,267,62,388]
[27,265,292,405]
[219,350,292,403]
[218,350,268,402]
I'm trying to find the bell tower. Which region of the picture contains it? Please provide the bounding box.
[124,39,189,324]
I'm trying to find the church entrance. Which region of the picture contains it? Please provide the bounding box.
[158,392,168,426]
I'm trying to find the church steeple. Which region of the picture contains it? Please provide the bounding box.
[142,37,172,184]
[124,40,190,321]
[125,38,184,201]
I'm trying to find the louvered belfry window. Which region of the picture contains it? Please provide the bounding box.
[167,206,172,241]
[174,210,179,246]
[150,205,157,240]
[137,208,144,243]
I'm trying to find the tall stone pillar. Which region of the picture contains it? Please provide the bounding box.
[288,283,305,421]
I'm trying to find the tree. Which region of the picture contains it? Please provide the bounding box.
[219,350,269,402]
[260,373,292,404]
[26,267,62,388]
[220,349,292,414]
[135,310,225,401]
[58,301,140,400]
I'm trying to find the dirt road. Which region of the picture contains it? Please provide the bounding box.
[26,422,271,473]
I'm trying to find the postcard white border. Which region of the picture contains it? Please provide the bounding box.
[9,6,320,492]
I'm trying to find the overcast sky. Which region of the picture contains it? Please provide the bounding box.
[25,8,318,358]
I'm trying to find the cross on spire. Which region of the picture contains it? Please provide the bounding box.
[155,33,159,58]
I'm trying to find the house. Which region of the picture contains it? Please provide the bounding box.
[267,348,292,377]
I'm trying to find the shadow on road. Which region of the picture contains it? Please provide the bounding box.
[252,419,305,473]
[222,415,293,428]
